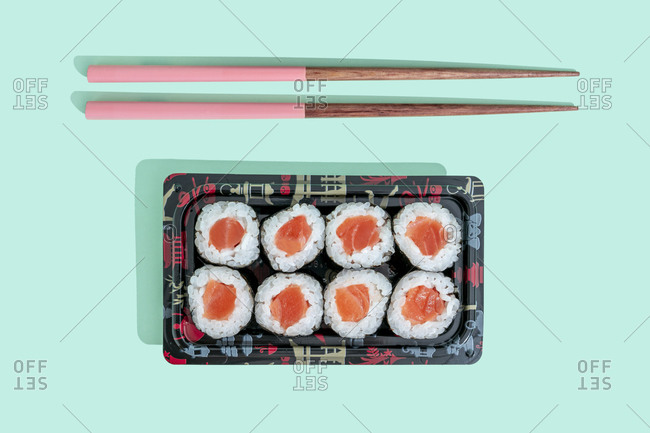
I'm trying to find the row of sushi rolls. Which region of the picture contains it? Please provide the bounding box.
[189,200,462,340]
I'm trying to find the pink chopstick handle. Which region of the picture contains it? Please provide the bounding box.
[87,66,307,82]
[85,101,306,120]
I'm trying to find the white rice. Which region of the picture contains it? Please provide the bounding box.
[323,269,392,338]
[261,204,325,272]
[187,265,254,339]
[387,271,460,339]
[195,201,260,268]
[254,273,323,336]
[325,202,394,269]
[393,202,461,272]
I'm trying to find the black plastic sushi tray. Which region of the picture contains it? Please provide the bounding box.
[163,173,484,365]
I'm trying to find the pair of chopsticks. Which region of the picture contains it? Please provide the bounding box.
[85,65,579,120]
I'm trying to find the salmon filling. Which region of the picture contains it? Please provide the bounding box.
[274,215,312,256]
[202,280,237,320]
[335,284,370,322]
[406,217,446,256]
[336,215,380,255]
[401,285,446,325]
[209,217,245,250]
[270,284,310,329]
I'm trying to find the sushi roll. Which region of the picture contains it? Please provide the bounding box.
[325,202,394,269]
[387,271,460,339]
[261,204,325,272]
[195,201,260,268]
[187,265,254,339]
[323,269,392,338]
[255,273,323,337]
[393,202,461,271]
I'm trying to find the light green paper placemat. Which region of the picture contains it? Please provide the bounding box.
[3,1,649,431]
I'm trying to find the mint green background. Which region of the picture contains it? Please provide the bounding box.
[3,1,649,432]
